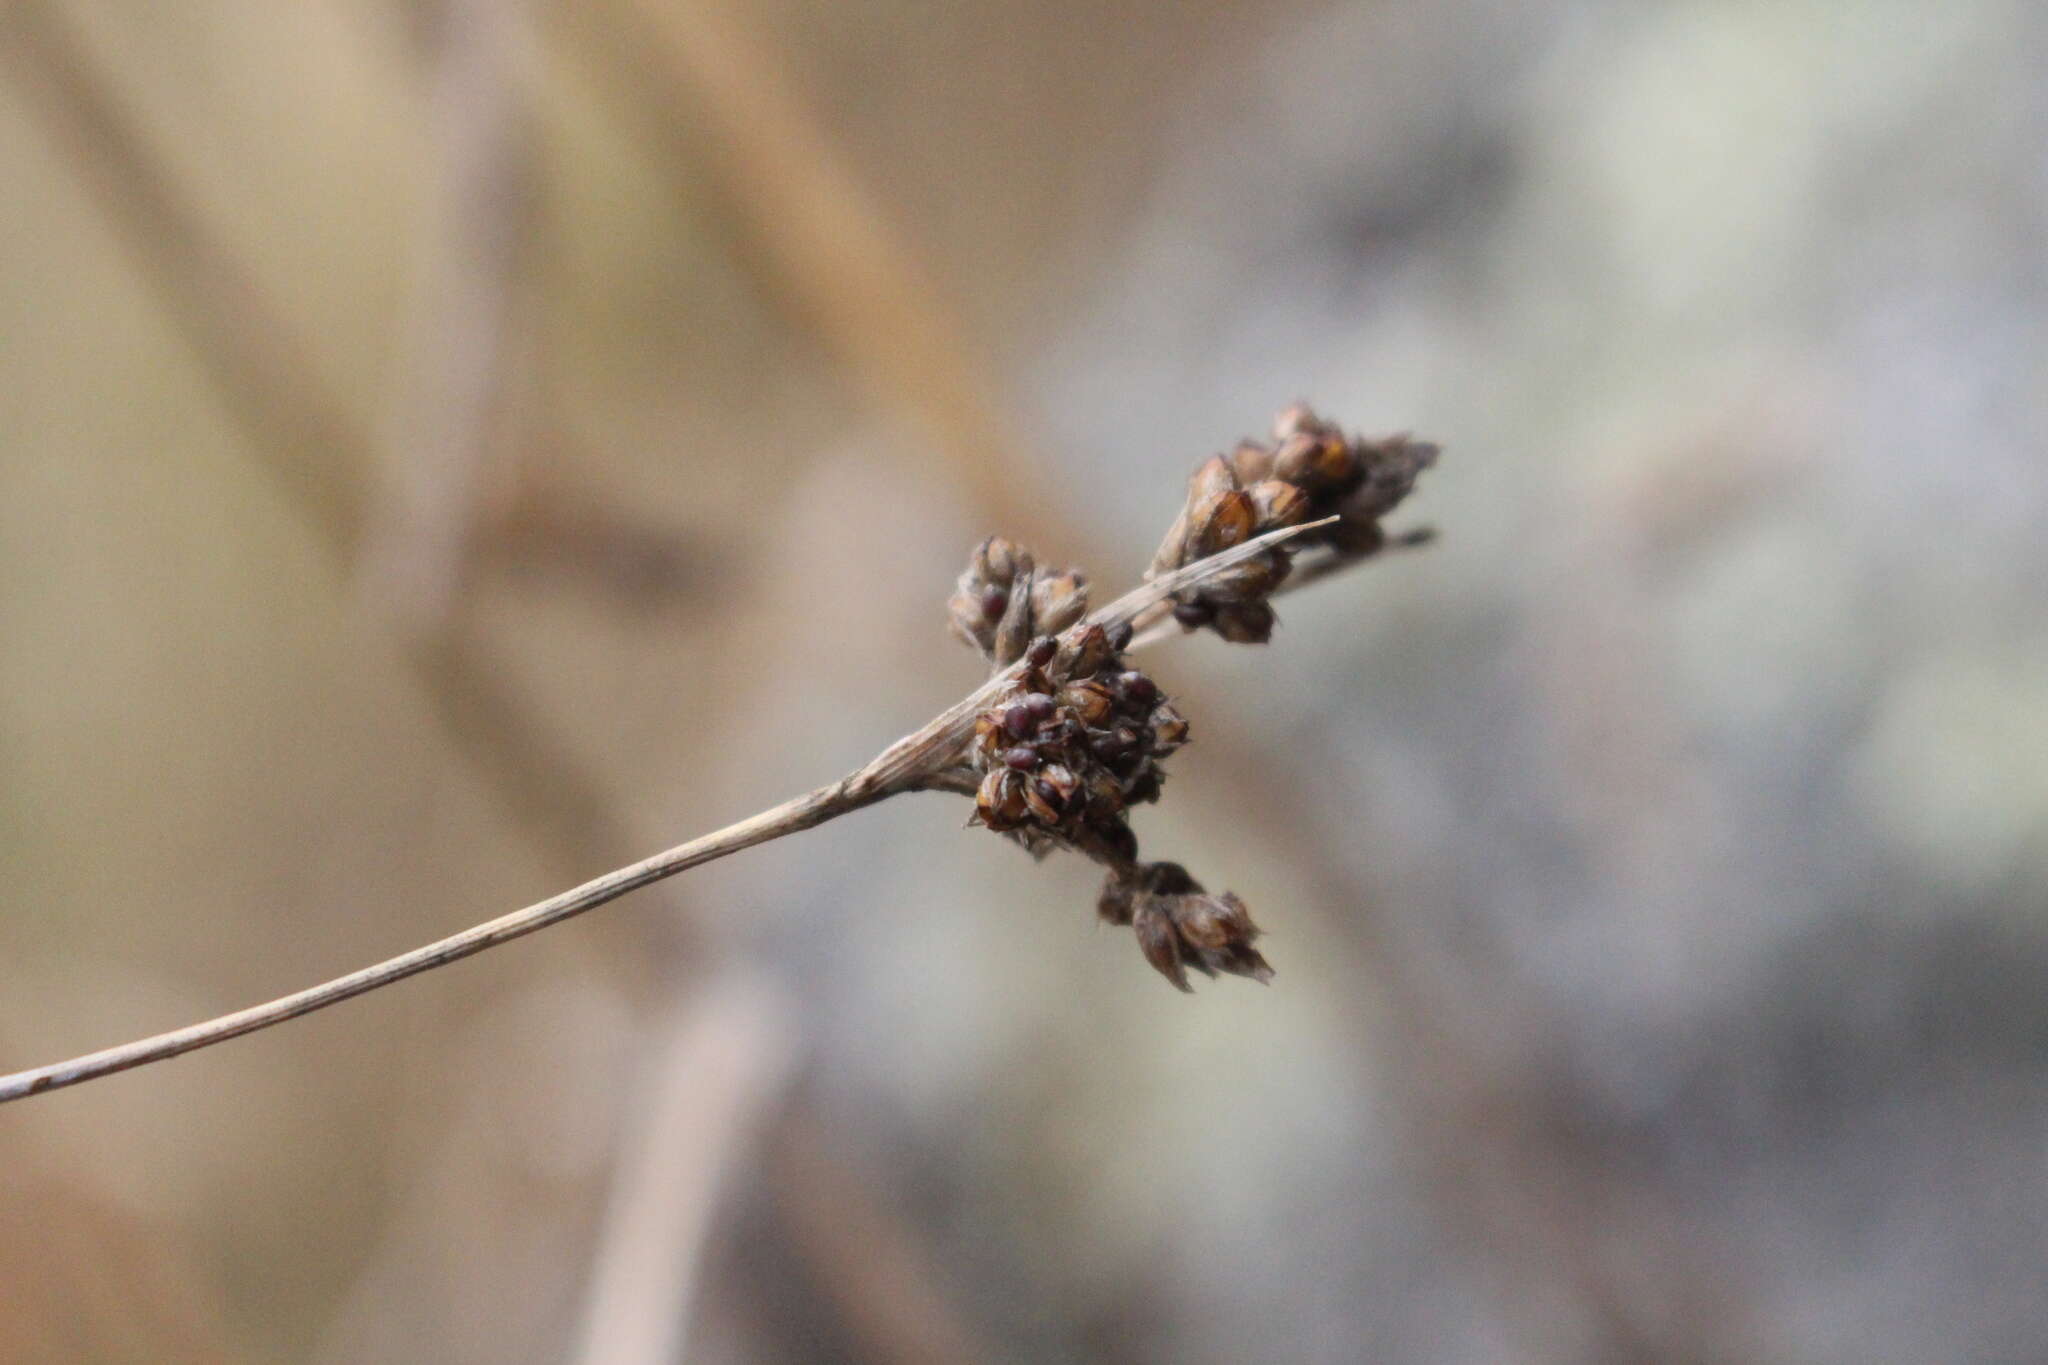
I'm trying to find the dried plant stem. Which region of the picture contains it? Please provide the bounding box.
[0,783,863,1103]
[0,522,1325,1105]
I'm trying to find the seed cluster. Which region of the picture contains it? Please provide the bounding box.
[947,536,1089,668]
[1098,860,1270,990]
[968,624,1187,863]
[943,403,1438,990]
[1151,402,1440,642]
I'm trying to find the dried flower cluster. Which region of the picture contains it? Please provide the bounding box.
[0,402,1441,1106]
[1150,403,1440,642]
[938,403,1438,990]
[946,536,1090,667]
[966,625,1186,855]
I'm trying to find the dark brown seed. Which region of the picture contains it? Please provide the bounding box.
[1173,600,1215,629]
[1036,762,1080,804]
[1107,620,1134,651]
[1117,671,1158,706]
[1026,636,1057,667]
[1093,726,1138,761]
[1024,692,1057,722]
[1002,746,1040,770]
[1024,782,1062,825]
[1001,705,1035,740]
[979,587,1009,620]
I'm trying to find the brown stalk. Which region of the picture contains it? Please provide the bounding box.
[0,521,1332,1105]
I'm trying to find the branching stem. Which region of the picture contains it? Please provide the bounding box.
[0,519,1330,1104]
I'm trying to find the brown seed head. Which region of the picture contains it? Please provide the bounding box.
[1148,404,1438,643]
[948,537,1090,669]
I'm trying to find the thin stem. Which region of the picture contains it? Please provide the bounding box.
[0,519,1329,1105]
[0,779,874,1103]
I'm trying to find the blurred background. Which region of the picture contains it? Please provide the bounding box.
[3,1,2045,1361]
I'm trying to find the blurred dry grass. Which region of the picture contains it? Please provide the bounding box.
[5,2,2048,1363]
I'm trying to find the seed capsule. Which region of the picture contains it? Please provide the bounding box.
[1025,782,1062,825]
[1273,430,1358,495]
[1247,479,1311,531]
[1226,439,1275,485]
[1133,903,1191,992]
[1036,762,1080,805]
[1056,624,1114,679]
[1272,401,1320,443]
[1030,570,1089,636]
[975,768,1030,829]
[1170,898,1236,950]
[1188,453,1239,504]
[1092,726,1139,762]
[1188,489,1257,559]
[1058,680,1115,726]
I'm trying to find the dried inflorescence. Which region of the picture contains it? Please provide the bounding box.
[965,624,1187,864]
[1098,861,1270,991]
[940,403,1438,990]
[0,403,1445,1107]
[947,536,1090,667]
[1150,402,1439,642]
